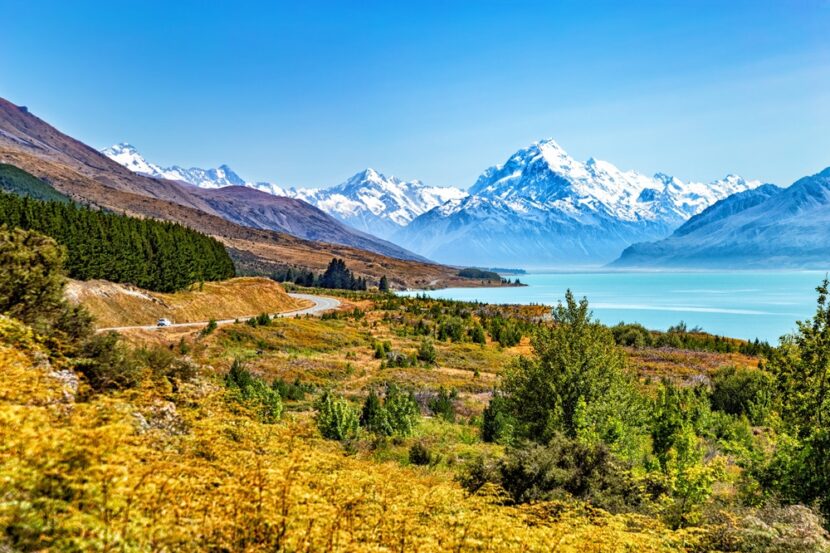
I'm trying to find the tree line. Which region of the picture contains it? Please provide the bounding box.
[269,258,391,292]
[0,191,235,292]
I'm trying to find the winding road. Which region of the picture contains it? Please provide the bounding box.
[97,293,341,332]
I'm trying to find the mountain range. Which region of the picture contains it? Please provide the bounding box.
[89,144,422,261]
[102,144,466,240]
[11,98,830,271]
[394,139,761,265]
[103,140,762,266]
[614,168,830,268]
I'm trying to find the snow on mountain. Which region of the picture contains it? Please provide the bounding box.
[394,139,762,266]
[102,144,466,240]
[104,140,763,267]
[284,169,467,239]
[101,143,247,188]
[614,168,830,269]
[466,139,758,225]
[101,143,163,176]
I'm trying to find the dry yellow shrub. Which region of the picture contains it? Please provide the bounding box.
[0,335,700,552]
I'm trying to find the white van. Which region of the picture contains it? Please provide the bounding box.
[156,318,173,327]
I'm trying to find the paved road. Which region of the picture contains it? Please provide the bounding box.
[97,293,341,332]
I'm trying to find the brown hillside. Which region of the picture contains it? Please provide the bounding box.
[0,99,493,289]
[66,277,308,328]
[0,97,421,262]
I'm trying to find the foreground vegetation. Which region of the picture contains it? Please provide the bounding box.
[2,227,830,551]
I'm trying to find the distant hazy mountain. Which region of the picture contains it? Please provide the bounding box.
[614,168,830,268]
[102,143,247,188]
[102,144,466,240]
[393,139,761,266]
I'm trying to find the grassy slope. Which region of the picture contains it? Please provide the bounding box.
[66,277,308,328]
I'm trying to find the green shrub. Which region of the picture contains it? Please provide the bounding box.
[409,441,434,466]
[373,340,391,359]
[360,389,393,436]
[469,322,487,345]
[315,391,359,441]
[200,319,218,337]
[428,387,457,422]
[711,366,773,425]
[77,332,143,391]
[438,317,465,342]
[462,435,642,512]
[246,313,272,327]
[481,394,515,445]
[272,377,314,401]
[0,227,67,332]
[384,384,420,437]
[488,317,522,347]
[224,358,283,423]
[611,322,652,348]
[416,338,436,364]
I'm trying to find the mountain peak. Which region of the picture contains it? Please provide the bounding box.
[533,137,566,151]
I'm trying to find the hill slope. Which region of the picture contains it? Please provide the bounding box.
[65,276,306,328]
[0,98,464,287]
[0,162,69,201]
[614,169,830,268]
[0,99,420,261]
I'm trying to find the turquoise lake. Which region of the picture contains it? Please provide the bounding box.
[402,271,830,343]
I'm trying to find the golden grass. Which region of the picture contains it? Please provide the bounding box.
[627,346,759,384]
[66,277,307,328]
[0,331,700,552]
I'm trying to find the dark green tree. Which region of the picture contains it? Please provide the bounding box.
[360,389,393,436]
[0,189,235,292]
[378,275,390,292]
[502,290,638,447]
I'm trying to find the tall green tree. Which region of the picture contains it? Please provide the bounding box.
[761,278,830,518]
[502,290,639,447]
[773,277,830,431]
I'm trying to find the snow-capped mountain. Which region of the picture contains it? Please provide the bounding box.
[283,169,467,239]
[102,144,466,240]
[614,167,830,269]
[102,143,247,188]
[99,143,424,261]
[393,139,761,266]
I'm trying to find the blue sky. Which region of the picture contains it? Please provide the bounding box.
[1,1,828,189]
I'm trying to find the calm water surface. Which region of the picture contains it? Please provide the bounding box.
[401,271,830,342]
